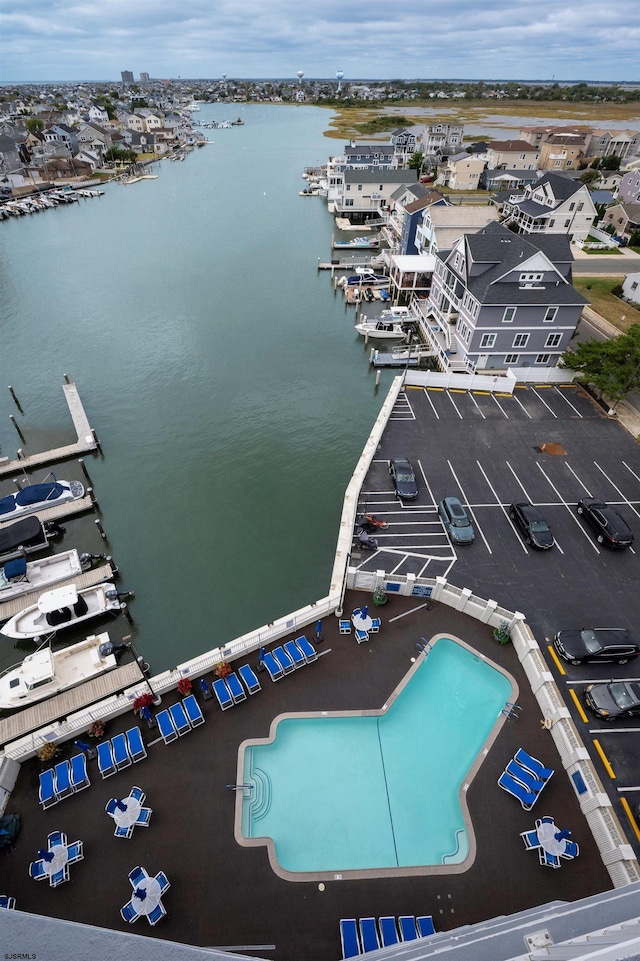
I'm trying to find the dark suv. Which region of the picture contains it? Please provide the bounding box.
[576,498,634,548]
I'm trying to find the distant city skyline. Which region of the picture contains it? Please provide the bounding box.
[1,0,639,84]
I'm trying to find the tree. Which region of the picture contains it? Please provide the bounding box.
[25,117,44,133]
[408,151,424,172]
[580,169,600,186]
[560,325,640,409]
[601,154,621,171]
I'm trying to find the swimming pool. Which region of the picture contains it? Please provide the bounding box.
[236,635,515,880]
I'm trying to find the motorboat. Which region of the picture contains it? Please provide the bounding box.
[343,271,389,288]
[0,631,120,710]
[354,319,412,340]
[0,480,84,524]
[0,517,51,562]
[334,236,380,249]
[0,550,96,603]
[0,582,123,640]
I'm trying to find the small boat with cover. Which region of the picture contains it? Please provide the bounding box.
[354,306,415,340]
[0,550,97,603]
[1,582,123,640]
[0,480,84,523]
[0,517,51,562]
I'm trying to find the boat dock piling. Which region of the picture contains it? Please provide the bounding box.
[8,386,22,411]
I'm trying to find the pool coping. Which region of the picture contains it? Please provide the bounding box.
[233,632,518,882]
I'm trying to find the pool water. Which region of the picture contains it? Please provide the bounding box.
[240,637,513,875]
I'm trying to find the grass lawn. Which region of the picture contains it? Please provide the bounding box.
[574,277,640,333]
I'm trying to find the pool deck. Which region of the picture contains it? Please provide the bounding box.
[3,591,612,961]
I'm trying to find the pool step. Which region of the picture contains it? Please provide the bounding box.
[248,765,272,823]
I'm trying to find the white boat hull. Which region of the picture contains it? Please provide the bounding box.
[1,582,121,639]
[0,550,85,603]
[354,324,409,340]
[0,480,84,527]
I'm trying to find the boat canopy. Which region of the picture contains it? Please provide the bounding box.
[15,482,64,506]
[37,584,78,613]
[3,558,27,580]
[22,648,55,688]
[0,496,16,516]
[0,517,46,554]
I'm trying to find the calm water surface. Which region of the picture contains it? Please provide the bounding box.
[0,105,390,674]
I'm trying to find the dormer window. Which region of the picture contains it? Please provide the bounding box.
[519,272,543,285]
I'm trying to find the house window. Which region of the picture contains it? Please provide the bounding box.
[577,202,584,211]
[631,282,638,291]
[504,354,519,365]
[564,219,571,227]
[502,306,516,322]
[513,333,529,348]
[345,198,354,207]
[545,332,562,348]
[480,333,496,349]
[346,184,351,191]
[536,353,551,365]
[358,184,362,191]
[569,202,575,211]
[543,307,558,323]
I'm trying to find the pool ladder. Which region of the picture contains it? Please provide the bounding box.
[501,701,523,720]
[416,638,431,656]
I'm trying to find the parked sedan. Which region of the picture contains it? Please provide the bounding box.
[576,497,634,548]
[553,628,640,665]
[509,501,554,549]
[438,496,474,544]
[584,681,640,720]
[389,457,418,501]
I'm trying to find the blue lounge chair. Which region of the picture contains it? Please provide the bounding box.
[514,748,554,782]
[39,768,58,809]
[130,786,145,803]
[156,870,171,893]
[295,635,317,662]
[563,840,579,859]
[226,672,247,703]
[47,830,66,848]
[355,628,368,644]
[505,759,546,794]
[0,896,16,909]
[340,919,361,959]
[498,771,538,810]
[272,646,295,675]
[339,620,351,634]
[379,917,399,946]
[128,866,146,886]
[156,709,178,742]
[126,726,147,762]
[121,900,138,923]
[359,918,380,952]
[53,760,73,799]
[115,823,134,839]
[352,608,362,618]
[135,807,152,827]
[238,663,261,694]
[111,733,132,769]
[417,916,435,937]
[69,753,90,792]
[105,797,118,816]
[370,617,381,632]
[262,651,283,681]
[520,828,540,850]
[284,639,306,668]
[539,848,560,868]
[182,693,204,726]
[29,860,47,880]
[96,740,116,777]
[50,866,68,887]
[67,841,83,863]
[213,678,234,709]
[169,701,191,735]
[148,902,166,925]
[536,815,555,827]
[399,916,418,941]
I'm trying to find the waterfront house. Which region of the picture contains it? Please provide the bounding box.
[585,129,640,162]
[480,139,540,170]
[518,124,587,149]
[415,204,499,255]
[538,132,587,171]
[390,127,419,166]
[383,184,445,254]
[500,172,596,241]
[343,144,395,169]
[76,122,114,157]
[333,169,418,216]
[435,152,484,190]
[603,203,640,242]
[425,220,587,371]
[420,122,464,157]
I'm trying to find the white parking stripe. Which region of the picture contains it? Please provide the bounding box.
[510,392,533,419]
[623,461,640,484]
[536,461,601,553]
[593,461,640,519]
[417,459,437,507]
[447,460,492,554]
[553,386,583,417]
[475,460,528,552]
[423,389,440,419]
[467,392,486,419]
[491,394,509,418]
[530,387,558,417]
[564,462,592,495]
[446,391,464,419]
[505,461,564,554]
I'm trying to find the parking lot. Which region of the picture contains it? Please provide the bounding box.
[355,382,640,850]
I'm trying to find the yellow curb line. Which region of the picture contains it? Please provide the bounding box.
[427,387,445,391]
[534,384,552,388]
[450,388,466,393]
[620,798,640,842]
[472,391,490,395]
[547,644,565,676]
[495,393,512,397]
[593,739,616,779]
[405,385,423,390]
[568,688,588,724]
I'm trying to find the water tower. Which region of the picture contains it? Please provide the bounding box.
[297,70,304,86]
[336,70,344,93]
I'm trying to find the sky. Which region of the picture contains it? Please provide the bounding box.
[1,0,639,84]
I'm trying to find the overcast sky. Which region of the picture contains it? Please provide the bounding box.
[1,0,639,84]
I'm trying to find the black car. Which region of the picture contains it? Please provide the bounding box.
[576,497,634,548]
[389,457,418,501]
[553,628,640,665]
[509,501,554,549]
[584,681,640,720]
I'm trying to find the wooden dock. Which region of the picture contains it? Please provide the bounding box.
[0,561,115,620]
[0,494,95,531]
[0,661,142,748]
[0,381,98,479]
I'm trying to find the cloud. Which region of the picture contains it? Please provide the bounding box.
[0,0,638,81]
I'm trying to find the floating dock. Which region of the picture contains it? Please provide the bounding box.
[0,561,115,621]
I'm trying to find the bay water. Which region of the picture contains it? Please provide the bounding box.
[0,104,390,675]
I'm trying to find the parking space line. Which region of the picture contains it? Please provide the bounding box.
[467,392,487,419]
[564,462,592,495]
[422,389,440,419]
[536,462,601,553]
[547,645,565,675]
[623,461,640,484]
[505,461,564,554]
[620,799,640,843]
[568,688,588,723]
[530,387,558,417]
[490,394,509,418]
[552,386,583,417]
[402,392,416,420]
[593,739,616,779]
[476,460,528,552]
[588,727,640,734]
[446,392,464,419]
[509,391,533,419]
[446,460,492,554]
[593,461,640,520]
[417,459,437,507]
